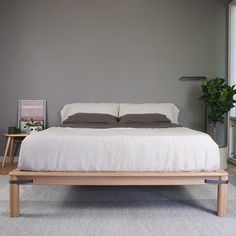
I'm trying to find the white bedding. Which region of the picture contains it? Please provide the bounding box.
[18,127,220,172]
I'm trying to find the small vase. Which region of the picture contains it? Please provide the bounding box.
[29,126,39,133]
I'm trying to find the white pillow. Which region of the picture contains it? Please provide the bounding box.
[61,103,119,122]
[119,103,179,124]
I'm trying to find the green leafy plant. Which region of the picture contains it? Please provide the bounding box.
[24,119,42,128]
[199,77,236,141]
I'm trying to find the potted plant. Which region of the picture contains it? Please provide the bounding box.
[24,119,43,133]
[199,77,236,169]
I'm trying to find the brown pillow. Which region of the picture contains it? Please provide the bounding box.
[63,113,118,125]
[119,113,171,125]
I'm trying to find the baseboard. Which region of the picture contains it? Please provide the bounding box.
[228,158,236,166]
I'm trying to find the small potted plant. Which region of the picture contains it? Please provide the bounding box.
[24,119,43,133]
[199,77,236,169]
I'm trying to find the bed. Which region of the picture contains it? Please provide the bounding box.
[9,103,228,217]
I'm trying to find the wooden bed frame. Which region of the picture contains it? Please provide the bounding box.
[9,168,228,218]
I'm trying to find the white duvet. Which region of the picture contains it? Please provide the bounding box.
[18,127,220,172]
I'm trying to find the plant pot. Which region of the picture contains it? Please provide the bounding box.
[219,146,228,170]
[29,126,39,133]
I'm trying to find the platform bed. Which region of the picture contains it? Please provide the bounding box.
[9,168,228,218]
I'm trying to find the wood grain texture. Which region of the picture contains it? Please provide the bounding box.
[0,163,17,175]
[2,133,28,168]
[217,175,228,217]
[8,168,229,217]
[3,133,29,138]
[2,137,11,168]
[9,177,19,218]
[9,168,228,177]
[9,138,14,164]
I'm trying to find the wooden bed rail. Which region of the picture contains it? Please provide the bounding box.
[9,168,228,218]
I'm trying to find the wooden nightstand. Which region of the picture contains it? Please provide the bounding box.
[2,133,29,168]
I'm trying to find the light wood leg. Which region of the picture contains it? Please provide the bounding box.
[217,175,228,217]
[9,178,20,217]
[9,138,14,164]
[2,137,12,168]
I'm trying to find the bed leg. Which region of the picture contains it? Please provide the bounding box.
[217,175,228,217]
[9,178,20,217]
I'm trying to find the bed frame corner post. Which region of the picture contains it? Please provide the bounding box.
[9,176,20,218]
[217,175,228,217]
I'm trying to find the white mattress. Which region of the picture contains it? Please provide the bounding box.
[18,127,220,172]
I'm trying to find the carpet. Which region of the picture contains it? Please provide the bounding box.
[0,174,236,236]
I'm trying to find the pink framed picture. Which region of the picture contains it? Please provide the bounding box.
[18,100,46,132]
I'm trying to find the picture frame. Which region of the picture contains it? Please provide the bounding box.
[17,100,47,133]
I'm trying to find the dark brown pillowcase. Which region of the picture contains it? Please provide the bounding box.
[119,113,171,125]
[63,113,118,125]
[61,123,119,128]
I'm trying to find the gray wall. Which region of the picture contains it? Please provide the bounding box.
[0,0,228,154]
